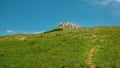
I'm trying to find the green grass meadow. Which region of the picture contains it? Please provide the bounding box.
[0,26,120,68]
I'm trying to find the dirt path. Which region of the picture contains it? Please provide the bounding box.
[87,47,96,68]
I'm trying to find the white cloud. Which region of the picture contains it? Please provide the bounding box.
[95,0,112,6]
[83,0,120,6]
[116,0,120,2]
[83,0,120,16]
[6,30,44,35]
[6,30,14,33]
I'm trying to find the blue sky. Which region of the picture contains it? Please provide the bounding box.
[0,0,120,35]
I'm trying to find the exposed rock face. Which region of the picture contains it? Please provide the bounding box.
[58,22,80,29]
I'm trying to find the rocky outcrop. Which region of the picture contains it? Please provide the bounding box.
[58,22,80,29]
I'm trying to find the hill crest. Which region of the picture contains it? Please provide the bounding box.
[58,22,80,29]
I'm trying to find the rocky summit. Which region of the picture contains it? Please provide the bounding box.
[58,22,80,29]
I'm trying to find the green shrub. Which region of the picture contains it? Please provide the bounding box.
[29,41,36,45]
[44,28,63,33]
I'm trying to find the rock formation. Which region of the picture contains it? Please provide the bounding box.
[58,22,80,29]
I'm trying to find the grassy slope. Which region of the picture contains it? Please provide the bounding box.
[0,26,120,68]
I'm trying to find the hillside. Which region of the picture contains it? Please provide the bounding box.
[0,26,120,68]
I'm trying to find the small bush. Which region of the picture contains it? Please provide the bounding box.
[56,33,62,36]
[29,41,36,45]
[44,28,63,33]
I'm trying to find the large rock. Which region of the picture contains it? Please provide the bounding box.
[58,22,80,29]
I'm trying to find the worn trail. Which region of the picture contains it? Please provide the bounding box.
[87,47,96,68]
